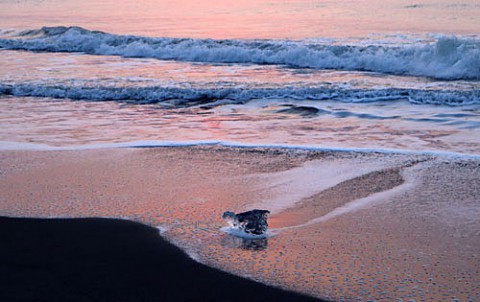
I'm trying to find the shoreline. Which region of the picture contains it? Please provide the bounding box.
[2,139,480,160]
[1,146,479,301]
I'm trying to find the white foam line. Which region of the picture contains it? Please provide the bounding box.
[1,139,480,159]
[156,225,170,234]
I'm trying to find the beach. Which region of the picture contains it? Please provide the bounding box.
[1,146,479,301]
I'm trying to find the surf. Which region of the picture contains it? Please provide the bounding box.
[1,26,479,80]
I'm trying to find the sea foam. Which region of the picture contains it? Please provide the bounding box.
[0,26,479,80]
[1,83,478,106]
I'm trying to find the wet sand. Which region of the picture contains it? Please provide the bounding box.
[0,146,479,301]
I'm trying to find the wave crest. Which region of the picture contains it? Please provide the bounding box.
[1,83,478,106]
[1,26,479,80]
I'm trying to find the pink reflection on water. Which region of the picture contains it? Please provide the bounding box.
[2,96,480,155]
[1,0,479,39]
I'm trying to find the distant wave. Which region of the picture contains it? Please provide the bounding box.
[1,83,478,106]
[0,26,479,80]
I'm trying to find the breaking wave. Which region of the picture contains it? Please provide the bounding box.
[0,83,479,106]
[1,26,479,80]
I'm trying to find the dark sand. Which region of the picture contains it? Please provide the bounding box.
[0,216,322,302]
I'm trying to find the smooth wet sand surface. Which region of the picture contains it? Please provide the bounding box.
[1,146,479,301]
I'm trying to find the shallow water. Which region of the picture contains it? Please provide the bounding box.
[2,94,480,155]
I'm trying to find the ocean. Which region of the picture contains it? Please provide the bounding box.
[0,0,479,154]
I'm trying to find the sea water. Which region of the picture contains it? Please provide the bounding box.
[0,0,479,154]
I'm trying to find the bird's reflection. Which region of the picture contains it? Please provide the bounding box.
[221,235,268,251]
